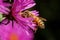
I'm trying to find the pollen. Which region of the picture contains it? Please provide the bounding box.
[9,33,19,40]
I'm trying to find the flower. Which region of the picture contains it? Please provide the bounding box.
[12,0,36,12]
[11,0,37,30]
[0,0,39,40]
[0,0,11,15]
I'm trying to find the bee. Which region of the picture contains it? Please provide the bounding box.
[19,10,47,29]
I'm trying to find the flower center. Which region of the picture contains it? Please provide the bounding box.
[9,33,18,40]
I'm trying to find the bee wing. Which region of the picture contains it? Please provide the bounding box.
[40,17,47,21]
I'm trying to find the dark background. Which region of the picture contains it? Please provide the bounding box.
[34,0,60,40]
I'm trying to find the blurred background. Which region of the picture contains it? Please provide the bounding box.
[34,0,60,40]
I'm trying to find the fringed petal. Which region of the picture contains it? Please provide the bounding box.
[31,10,39,16]
[12,0,36,13]
[0,20,34,40]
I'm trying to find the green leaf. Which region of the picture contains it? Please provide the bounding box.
[0,14,5,22]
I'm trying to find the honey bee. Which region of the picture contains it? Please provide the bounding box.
[19,10,47,29]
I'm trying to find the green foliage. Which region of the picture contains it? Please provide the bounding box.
[0,14,5,22]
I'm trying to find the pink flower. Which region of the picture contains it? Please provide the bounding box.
[12,0,37,30]
[0,0,39,40]
[0,19,34,40]
[12,0,36,12]
[0,0,11,14]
